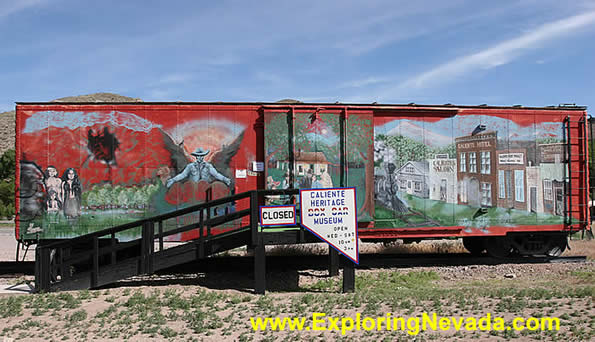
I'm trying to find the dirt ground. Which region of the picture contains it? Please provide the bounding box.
[0,225,593,341]
[0,260,592,341]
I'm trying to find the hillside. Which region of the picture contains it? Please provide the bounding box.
[51,93,142,103]
[0,93,143,155]
[0,110,15,155]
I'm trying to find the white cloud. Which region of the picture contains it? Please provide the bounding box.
[254,71,286,86]
[338,77,389,89]
[147,89,175,101]
[400,10,595,89]
[150,73,195,86]
[0,0,47,19]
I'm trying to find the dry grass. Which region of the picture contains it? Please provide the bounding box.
[264,240,464,257]
[567,239,595,259]
[266,239,467,256]
[1,263,593,341]
[266,243,328,256]
[363,239,467,254]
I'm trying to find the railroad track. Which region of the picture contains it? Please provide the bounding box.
[0,254,587,277]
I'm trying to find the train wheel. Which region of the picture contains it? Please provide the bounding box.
[486,236,513,258]
[545,235,567,257]
[462,237,485,256]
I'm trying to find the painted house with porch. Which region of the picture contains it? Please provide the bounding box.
[395,161,429,198]
[273,151,332,176]
[294,151,331,176]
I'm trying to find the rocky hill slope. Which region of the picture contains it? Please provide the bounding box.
[0,110,15,155]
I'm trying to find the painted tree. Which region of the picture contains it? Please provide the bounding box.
[133,190,146,209]
[84,191,97,207]
[433,143,456,159]
[345,114,375,217]
[299,113,375,217]
[383,134,431,167]
[117,189,129,207]
[96,186,110,207]
[264,113,290,168]
[293,113,316,156]
[265,111,375,217]
[264,113,293,165]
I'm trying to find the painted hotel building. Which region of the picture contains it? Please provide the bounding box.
[455,131,498,207]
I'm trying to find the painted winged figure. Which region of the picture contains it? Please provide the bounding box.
[165,131,244,190]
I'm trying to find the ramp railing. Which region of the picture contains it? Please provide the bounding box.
[35,189,299,292]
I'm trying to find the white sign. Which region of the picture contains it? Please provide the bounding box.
[252,161,264,172]
[235,169,247,178]
[300,188,358,264]
[260,205,296,226]
[498,153,524,165]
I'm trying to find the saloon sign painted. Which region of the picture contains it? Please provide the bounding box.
[300,188,358,264]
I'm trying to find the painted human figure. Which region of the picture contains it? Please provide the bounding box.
[299,169,314,189]
[46,189,62,213]
[320,168,333,188]
[281,171,290,189]
[267,176,280,189]
[61,168,82,218]
[311,175,323,189]
[166,147,231,188]
[45,166,62,202]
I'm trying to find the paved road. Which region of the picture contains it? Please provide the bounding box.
[0,226,33,262]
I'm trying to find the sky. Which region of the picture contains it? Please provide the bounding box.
[1,0,595,112]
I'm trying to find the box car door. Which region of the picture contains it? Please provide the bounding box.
[263,109,373,221]
[373,111,457,228]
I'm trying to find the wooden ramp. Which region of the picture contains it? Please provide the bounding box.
[35,189,299,293]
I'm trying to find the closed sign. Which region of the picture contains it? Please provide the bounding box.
[260,205,296,226]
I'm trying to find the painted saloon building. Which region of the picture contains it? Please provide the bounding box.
[428,154,457,204]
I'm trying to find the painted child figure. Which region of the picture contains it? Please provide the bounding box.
[46,189,62,224]
[46,189,62,213]
[45,166,63,202]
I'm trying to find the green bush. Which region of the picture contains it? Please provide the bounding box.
[0,149,14,180]
[0,149,14,219]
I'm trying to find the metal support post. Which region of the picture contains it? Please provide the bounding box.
[328,246,339,276]
[15,240,20,261]
[92,237,99,288]
[198,210,205,259]
[342,256,355,293]
[254,237,266,295]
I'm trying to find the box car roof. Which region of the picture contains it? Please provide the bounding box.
[15,101,586,110]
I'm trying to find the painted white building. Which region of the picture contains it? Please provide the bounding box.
[427,155,457,203]
[275,152,331,176]
[293,152,330,176]
[526,165,544,213]
[395,161,429,198]
[538,143,566,216]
